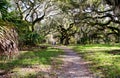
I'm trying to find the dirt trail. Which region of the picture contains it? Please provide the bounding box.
[56,46,94,78]
[0,46,95,78]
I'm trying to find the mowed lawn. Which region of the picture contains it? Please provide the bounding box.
[0,47,63,78]
[72,44,120,78]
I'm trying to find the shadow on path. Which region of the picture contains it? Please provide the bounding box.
[56,46,94,78]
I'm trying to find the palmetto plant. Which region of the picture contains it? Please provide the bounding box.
[0,21,18,59]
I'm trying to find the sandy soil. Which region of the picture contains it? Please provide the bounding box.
[55,46,94,78]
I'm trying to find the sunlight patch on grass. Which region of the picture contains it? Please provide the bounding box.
[0,47,64,78]
[73,44,120,78]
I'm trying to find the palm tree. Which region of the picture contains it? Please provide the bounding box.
[0,21,18,59]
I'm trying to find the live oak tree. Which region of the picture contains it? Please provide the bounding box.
[56,0,120,44]
[1,0,120,47]
[14,0,60,31]
[10,0,62,46]
[51,13,78,45]
[105,0,120,15]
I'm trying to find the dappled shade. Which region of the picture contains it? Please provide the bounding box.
[0,47,63,77]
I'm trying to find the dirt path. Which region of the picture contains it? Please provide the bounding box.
[0,46,95,78]
[55,46,94,78]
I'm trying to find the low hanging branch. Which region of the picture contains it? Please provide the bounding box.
[0,22,18,58]
[105,0,120,15]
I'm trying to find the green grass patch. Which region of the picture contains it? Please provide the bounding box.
[72,44,120,78]
[0,47,63,78]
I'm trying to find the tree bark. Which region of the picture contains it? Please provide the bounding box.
[60,37,64,44]
[64,37,70,45]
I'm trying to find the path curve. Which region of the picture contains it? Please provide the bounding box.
[56,46,94,78]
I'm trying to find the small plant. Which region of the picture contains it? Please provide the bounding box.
[23,31,44,45]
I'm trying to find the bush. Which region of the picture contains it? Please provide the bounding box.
[20,31,44,46]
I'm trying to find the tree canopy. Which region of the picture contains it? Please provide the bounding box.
[0,0,120,46]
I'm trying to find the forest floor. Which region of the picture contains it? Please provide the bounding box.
[1,44,119,78]
[0,45,95,78]
[0,47,63,78]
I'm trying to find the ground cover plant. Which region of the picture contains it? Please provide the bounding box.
[73,44,120,78]
[0,47,63,78]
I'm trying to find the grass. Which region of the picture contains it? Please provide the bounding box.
[72,44,120,78]
[0,47,63,78]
